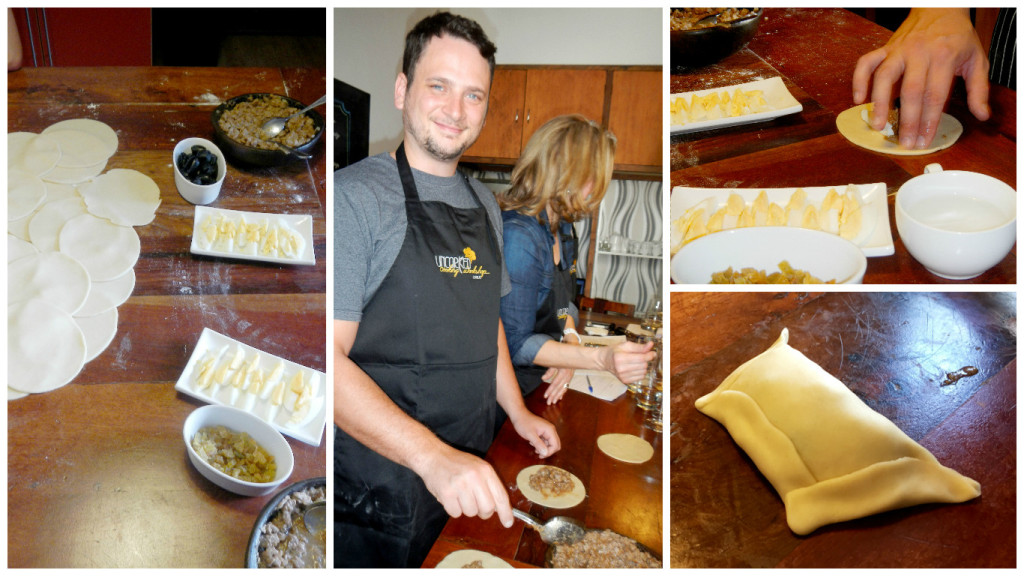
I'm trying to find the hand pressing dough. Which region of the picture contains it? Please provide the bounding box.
[597,433,654,464]
[80,168,161,226]
[8,251,91,315]
[8,298,88,394]
[695,328,981,535]
[836,104,962,156]
[516,465,587,509]
[58,213,141,281]
[436,549,514,568]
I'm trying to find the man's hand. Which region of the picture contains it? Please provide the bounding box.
[600,340,656,385]
[415,443,515,528]
[852,8,990,149]
[510,411,561,459]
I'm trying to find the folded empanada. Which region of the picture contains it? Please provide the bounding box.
[696,328,981,535]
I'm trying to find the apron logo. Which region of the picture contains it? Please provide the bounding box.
[435,246,491,279]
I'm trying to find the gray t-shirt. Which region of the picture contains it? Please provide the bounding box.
[334,152,510,322]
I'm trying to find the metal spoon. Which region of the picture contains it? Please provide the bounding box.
[512,508,585,545]
[271,140,312,160]
[260,95,327,139]
[303,501,326,534]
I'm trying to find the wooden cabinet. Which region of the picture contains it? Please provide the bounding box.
[463,65,661,176]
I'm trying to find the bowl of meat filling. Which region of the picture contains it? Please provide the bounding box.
[670,8,763,69]
[212,93,324,166]
[245,477,327,568]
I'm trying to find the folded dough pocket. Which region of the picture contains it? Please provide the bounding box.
[695,328,981,535]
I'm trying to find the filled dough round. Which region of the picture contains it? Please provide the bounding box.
[28,196,89,252]
[8,298,88,394]
[75,306,119,363]
[836,104,962,156]
[436,549,514,568]
[59,213,141,281]
[8,251,91,315]
[80,168,161,226]
[597,433,655,464]
[76,268,135,317]
[516,465,586,509]
[42,118,119,157]
[8,132,61,176]
[9,169,47,221]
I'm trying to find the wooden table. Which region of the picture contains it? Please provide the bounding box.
[7,66,327,568]
[670,8,1016,284]
[422,380,664,567]
[669,292,1016,568]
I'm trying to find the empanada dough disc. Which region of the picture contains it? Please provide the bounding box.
[58,213,141,281]
[9,169,47,221]
[8,251,91,315]
[28,196,89,252]
[8,132,61,176]
[8,299,88,394]
[8,387,30,401]
[516,465,587,509]
[74,306,118,363]
[80,168,161,226]
[42,161,107,185]
[8,234,39,263]
[597,433,654,464]
[836,104,962,156]
[41,129,111,168]
[76,268,135,318]
[42,118,119,157]
[436,549,514,569]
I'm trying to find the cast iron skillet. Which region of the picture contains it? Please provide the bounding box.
[670,8,764,70]
[212,93,324,167]
[245,476,327,568]
[545,528,662,568]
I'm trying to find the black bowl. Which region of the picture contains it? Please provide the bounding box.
[670,8,763,70]
[245,476,326,568]
[212,93,324,167]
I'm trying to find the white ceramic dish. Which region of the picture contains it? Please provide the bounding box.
[174,137,226,205]
[670,182,894,257]
[190,206,315,266]
[183,404,294,496]
[895,164,1016,279]
[175,328,327,446]
[670,76,803,135]
[671,226,867,285]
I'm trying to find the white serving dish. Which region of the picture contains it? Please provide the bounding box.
[670,182,894,257]
[671,226,867,285]
[175,328,327,446]
[670,76,803,135]
[183,404,294,496]
[190,205,315,266]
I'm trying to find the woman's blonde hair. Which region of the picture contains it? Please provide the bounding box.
[496,114,616,231]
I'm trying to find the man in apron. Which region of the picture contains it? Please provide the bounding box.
[333,12,561,568]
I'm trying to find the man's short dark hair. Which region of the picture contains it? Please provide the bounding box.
[403,11,496,83]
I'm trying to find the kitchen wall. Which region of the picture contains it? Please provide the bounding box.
[333,7,662,154]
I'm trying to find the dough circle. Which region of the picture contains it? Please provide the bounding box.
[59,213,141,281]
[8,251,92,315]
[28,196,89,252]
[8,299,88,394]
[836,104,962,156]
[8,132,61,176]
[42,118,119,156]
[42,161,107,185]
[80,168,161,226]
[436,549,514,569]
[8,234,39,263]
[9,169,47,221]
[75,306,119,363]
[516,465,586,509]
[76,268,136,317]
[41,128,111,168]
[597,433,655,464]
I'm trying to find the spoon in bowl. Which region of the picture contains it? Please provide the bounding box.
[260,95,327,140]
[303,501,326,534]
[512,508,585,545]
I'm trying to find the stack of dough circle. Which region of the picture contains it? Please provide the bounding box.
[7,117,158,399]
[516,465,587,509]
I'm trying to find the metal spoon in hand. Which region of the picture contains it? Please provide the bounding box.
[512,508,585,545]
[260,95,327,139]
[303,501,326,534]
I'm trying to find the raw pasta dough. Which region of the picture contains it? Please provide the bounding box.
[597,433,654,464]
[516,465,587,509]
[695,328,981,535]
[836,104,962,156]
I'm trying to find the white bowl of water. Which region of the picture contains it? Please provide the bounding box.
[895,164,1016,280]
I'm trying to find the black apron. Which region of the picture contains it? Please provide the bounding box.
[512,221,578,397]
[334,143,502,568]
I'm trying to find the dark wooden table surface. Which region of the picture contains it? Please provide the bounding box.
[422,378,664,567]
[7,66,327,568]
[669,292,1016,568]
[670,8,1016,284]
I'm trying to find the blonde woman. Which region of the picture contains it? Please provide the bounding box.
[496,114,655,407]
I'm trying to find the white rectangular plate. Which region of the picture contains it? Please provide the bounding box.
[670,76,803,135]
[190,206,315,266]
[175,328,327,446]
[670,183,894,257]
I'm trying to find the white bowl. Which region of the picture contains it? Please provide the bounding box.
[895,164,1016,280]
[173,137,227,205]
[183,404,294,496]
[671,227,867,284]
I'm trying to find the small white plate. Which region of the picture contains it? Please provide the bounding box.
[174,328,327,446]
[670,182,894,257]
[190,206,315,266]
[670,76,803,135]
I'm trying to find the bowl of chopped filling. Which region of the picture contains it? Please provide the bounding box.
[670,8,763,70]
[212,93,324,166]
[548,529,662,569]
[245,477,327,569]
[671,227,866,284]
[183,404,294,496]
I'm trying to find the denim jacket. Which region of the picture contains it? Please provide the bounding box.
[500,210,579,367]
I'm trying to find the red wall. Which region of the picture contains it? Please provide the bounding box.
[13,8,151,67]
